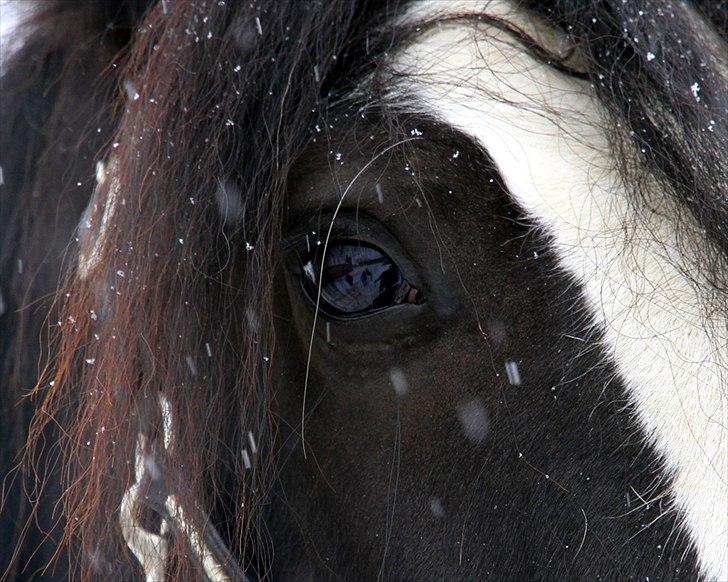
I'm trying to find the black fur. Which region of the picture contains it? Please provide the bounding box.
[1,0,724,579]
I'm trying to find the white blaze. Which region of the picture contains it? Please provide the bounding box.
[391,1,727,578]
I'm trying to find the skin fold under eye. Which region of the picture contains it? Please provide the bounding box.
[296,239,424,319]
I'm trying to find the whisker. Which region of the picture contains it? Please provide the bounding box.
[300,137,420,458]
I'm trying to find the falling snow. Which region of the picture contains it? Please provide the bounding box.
[247,430,258,454]
[242,448,252,470]
[389,367,409,397]
[123,79,140,101]
[185,355,198,376]
[505,360,522,385]
[429,497,445,518]
[457,398,490,443]
[215,179,244,225]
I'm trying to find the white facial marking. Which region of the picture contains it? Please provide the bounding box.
[392,1,727,578]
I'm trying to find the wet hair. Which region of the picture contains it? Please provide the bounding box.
[1,0,725,579]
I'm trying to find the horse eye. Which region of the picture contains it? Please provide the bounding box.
[298,239,424,318]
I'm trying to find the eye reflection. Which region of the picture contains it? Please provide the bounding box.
[298,239,424,318]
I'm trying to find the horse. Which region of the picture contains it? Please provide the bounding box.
[1,0,726,579]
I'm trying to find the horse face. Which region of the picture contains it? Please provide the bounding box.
[245,0,728,575]
[4,1,724,579]
[271,122,536,578]
[266,119,692,578]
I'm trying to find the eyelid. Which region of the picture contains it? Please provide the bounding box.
[282,211,425,288]
[281,211,383,255]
